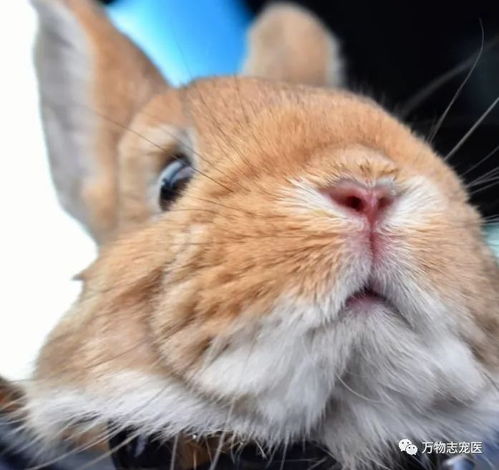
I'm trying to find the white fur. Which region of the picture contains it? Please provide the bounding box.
[25,291,498,468]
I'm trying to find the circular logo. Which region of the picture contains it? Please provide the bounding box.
[399,439,418,455]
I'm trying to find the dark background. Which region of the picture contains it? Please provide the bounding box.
[102,0,499,218]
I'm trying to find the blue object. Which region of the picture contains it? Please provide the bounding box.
[106,0,251,86]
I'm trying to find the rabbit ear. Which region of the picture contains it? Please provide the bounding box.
[32,0,167,243]
[243,3,344,87]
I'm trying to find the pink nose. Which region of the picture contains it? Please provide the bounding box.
[324,181,395,224]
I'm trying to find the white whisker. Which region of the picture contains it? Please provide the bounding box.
[445,95,499,160]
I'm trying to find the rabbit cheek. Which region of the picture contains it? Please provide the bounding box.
[148,271,341,439]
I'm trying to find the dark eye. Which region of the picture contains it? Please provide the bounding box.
[158,156,193,210]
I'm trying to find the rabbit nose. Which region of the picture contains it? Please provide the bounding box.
[323,181,395,225]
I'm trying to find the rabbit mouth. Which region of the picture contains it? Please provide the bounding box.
[344,284,391,311]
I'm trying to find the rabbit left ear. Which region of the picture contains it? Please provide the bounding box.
[32,0,168,243]
[243,4,344,87]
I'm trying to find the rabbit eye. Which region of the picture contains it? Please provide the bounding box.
[158,156,193,210]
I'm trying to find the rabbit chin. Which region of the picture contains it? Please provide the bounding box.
[25,294,498,468]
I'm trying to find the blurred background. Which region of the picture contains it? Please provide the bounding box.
[0,0,498,381]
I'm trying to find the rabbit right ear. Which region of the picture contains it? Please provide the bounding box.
[32,0,167,243]
[243,3,344,87]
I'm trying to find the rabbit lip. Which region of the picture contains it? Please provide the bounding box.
[344,282,390,310]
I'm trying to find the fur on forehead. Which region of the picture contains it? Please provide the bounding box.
[141,77,465,198]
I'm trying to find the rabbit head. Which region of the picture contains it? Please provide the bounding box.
[22,1,499,468]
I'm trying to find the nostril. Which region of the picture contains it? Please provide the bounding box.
[344,195,365,213]
[378,196,392,211]
[323,181,395,224]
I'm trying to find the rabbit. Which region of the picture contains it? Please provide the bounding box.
[13,0,499,469]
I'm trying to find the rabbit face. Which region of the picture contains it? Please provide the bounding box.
[27,78,499,467]
[24,1,499,468]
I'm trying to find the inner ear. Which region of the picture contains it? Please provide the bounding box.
[32,0,168,243]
